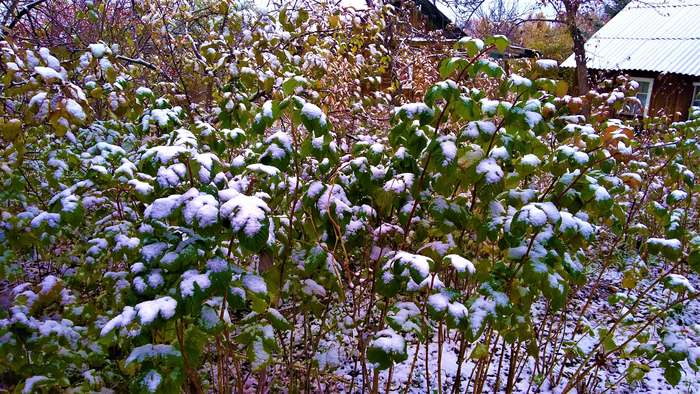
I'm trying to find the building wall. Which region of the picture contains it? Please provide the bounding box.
[627,70,698,120]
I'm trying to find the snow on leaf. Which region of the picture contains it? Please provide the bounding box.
[444,254,475,275]
[125,344,181,366]
[242,274,268,295]
[247,163,281,176]
[180,270,211,297]
[469,296,495,336]
[665,274,696,293]
[301,102,327,126]
[383,173,414,193]
[220,194,269,237]
[144,194,181,220]
[135,296,177,325]
[182,192,219,228]
[476,158,503,184]
[141,370,162,393]
[389,251,433,283]
[394,102,434,120]
[34,66,64,82]
[22,376,50,394]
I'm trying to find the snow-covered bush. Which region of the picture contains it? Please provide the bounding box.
[1,1,699,393]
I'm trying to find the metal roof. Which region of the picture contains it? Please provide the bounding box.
[561,0,700,76]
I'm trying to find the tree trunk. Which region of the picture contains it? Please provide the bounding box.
[570,25,589,95]
[564,1,589,96]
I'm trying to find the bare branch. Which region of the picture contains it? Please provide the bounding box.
[3,0,48,31]
[115,54,158,71]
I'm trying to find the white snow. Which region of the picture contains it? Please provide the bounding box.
[303,278,327,297]
[34,66,64,82]
[144,194,181,220]
[64,99,86,121]
[509,74,532,87]
[125,344,181,365]
[428,293,449,312]
[536,59,558,69]
[220,194,270,237]
[647,237,682,250]
[667,274,696,293]
[370,328,405,353]
[180,270,211,297]
[444,254,476,275]
[463,120,497,138]
[301,102,327,126]
[89,43,109,58]
[476,158,504,184]
[383,173,415,193]
[182,192,219,228]
[242,274,267,295]
[469,297,495,334]
[30,212,60,228]
[135,296,177,325]
[520,154,541,167]
[22,376,49,394]
[141,370,162,392]
[395,102,434,119]
[247,163,281,176]
[389,251,433,281]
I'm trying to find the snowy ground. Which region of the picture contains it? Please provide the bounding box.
[314,262,700,393]
[3,258,698,393]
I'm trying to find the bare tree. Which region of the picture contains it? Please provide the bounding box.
[467,0,534,39]
[1,0,48,36]
[447,0,489,25]
[538,0,602,95]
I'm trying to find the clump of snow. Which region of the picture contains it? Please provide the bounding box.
[100,296,177,335]
[247,163,281,176]
[469,297,495,334]
[647,237,682,250]
[509,74,531,87]
[180,270,211,297]
[220,194,270,237]
[242,274,267,295]
[428,293,449,312]
[520,154,541,167]
[135,296,177,325]
[666,274,696,293]
[370,328,405,354]
[34,66,64,82]
[383,173,414,193]
[125,344,181,365]
[476,158,504,184]
[64,99,86,121]
[388,251,433,281]
[463,120,496,138]
[437,135,457,166]
[536,59,558,70]
[22,376,49,394]
[88,43,110,58]
[395,102,434,120]
[303,278,327,297]
[141,370,162,393]
[444,254,475,275]
[301,102,327,126]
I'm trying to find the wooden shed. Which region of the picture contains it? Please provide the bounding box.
[561,0,700,119]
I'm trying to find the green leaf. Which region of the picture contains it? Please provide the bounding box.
[366,329,407,370]
[439,57,468,79]
[455,37,485,56]
[664,364,682,386]
[646,238,682,260]
[486,35,509,54]
[469,343,489,360]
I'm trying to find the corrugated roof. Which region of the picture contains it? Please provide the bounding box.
[561,0,700,76]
